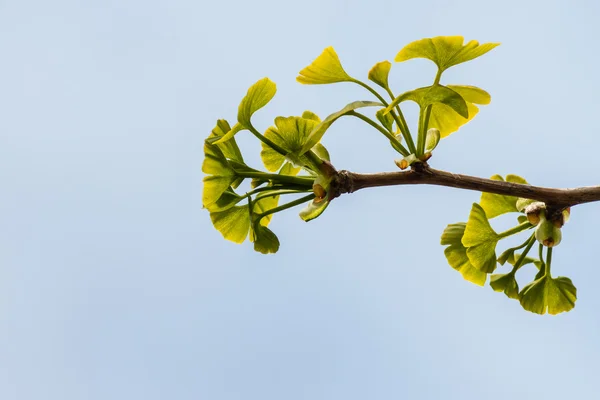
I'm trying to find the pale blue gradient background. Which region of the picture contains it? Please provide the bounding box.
[2,0,600,399]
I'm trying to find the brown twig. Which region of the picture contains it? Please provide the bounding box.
[329,163,600,209]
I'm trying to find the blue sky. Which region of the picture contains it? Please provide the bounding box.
[2,0,600,399]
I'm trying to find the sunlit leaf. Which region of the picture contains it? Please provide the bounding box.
[208,119,244,162]
[368,61,391,89]
[376,108,394,132]
[519,275,577,315]
[205,189,243,213]
[301,101,383,153]
[480,174,529,218]
[254,192,280,226]
[237,77,277,128]
[250,224,280,254]
[385,85,468,119]
[202,143,238,207]
[490,273,519,299]
[261,116,319,172]
[302,110,321,122]
[210,205,250,244]
[297,47,353,84]
[462,203,499,273]
[440,222,487,286]
[299,199,329,222]
[395,36,500,72]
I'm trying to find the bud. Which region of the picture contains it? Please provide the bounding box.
[425,128,441,152]
[394,154,418,170]
[524,202,545,226]
[535,217,562,247]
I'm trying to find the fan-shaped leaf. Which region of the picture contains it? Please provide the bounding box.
[462,203,499,273]
[440,222,486,286]
[480,174,529,218]
[395,36,500,72]
[490,273,519,299]
[250,225,280,254]
[261,116,319,172]
[368,61,391,89]
[210,205,250,244]
[237,78,277,128]
[297,47,353,85]
[385,85,468,119]
[299,199,329,222]
[202,143,237,207]
[519,275,577,315]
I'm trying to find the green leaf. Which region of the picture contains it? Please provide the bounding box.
[368,61,391,89]
[208,119,244,162]
[250,225,280,254]
[490,272,519,299]
[385,85,468,119]
[519,275,577,315]
[301,101,383,153]
[237,78,277,128]
[376,109,394,132]
[299,199,329,222]
[205,189,243,212]
[297,47,353,85]
[202,143,237,207]
[261,116,319,172]
[462,203,499,273]
[210,205,251,244]
[302,110,321,122]
[480,175,529,218]
[440,222,487,286]
[395,36,500,72]
[254,192,280,227]
[425,85,491,137]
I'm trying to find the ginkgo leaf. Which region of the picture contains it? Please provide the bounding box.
[490,272,519,299]
[376,108,394,132]
[368,61,391,89]
[302,110,321,122]
[202,143,238,207]
[297,47,353,84]
[462,203,499,273]
[479,174,529,218]
[237,77,277,128]
[254,192,280,227]
[261,116,319,172]
[210,205,251,244]
[385,85,468,119]
[208,119,244,162]
[205,189,243,213]
[519,275,577,315]
[395,36,500,72]
[299,199,329,222]
[301,101,383,154]
[250,224,280,254]
[440,222,487,286]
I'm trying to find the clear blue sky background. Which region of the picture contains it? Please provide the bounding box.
[2,0,600,399]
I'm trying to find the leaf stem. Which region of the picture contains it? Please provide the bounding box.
[498,221,533,239]
[511,234,537,273]
[236,171,314,187]
[255,193,316,219]
[247,124,289,156]
[348,111,409,156]
[352,79,417,154]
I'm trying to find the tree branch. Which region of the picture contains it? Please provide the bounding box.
[330,163,600,209]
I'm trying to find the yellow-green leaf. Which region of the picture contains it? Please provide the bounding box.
[385,85,468,119]
[480,174,529,218]
[237,77,277,128]
[297,47,353,85]
[425,85,491,138]
[250,225,280,254]
[210,205,250,244]
[261,116,319,172]
[490,272,519,299]
[302,110,321,122]
[208,119,244,162]
[205,189,242,213]
[519,275,577,315]
[301,101,382,153]
[202,143,237,207]
[254,192,279,227]
[440,222,487,286]
[462,203,499,273]
[299,199,329,222]
[395,36,500,72]
[368,61,391,89]
[376,108,394,132]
